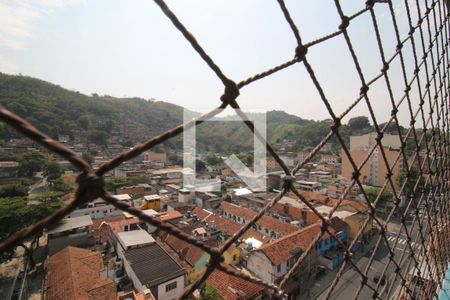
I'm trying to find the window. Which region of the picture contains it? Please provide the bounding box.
[233,254,237,261]
[277,264,281,272]
[165,281,177,292]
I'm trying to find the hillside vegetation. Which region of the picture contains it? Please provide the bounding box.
[0,73,398,153]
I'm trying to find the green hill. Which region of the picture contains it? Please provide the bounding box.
[0,73,380,154]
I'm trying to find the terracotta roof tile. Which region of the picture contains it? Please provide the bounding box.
[257,216,348,265]
[207,265,265,300]
[158,210,183,221]
[159,232,207,267]
[258,223,321,265]
[219,202,298,236]
[45,246,116,300]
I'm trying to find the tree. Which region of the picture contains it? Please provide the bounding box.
[365,187,392,206]
[196,159,206,172]
[396,167,420,195]
[199,283,222,300]
[87,129,108,146]
[168,154,183,166]
[82,151,94,165]
[348,116,371,131]
[43,159,63,182]
[205,154,222,166]
[19,150,47,177]
[51,178,74,193]
[0,183,28,198]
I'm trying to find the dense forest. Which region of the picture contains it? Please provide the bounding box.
[0,73,406,153]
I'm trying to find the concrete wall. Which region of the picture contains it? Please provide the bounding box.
[156,276,184,300]
[68,205,123,219]
[247,251,274,283]
[48,233,95,255]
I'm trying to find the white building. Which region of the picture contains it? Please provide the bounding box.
[68,194,132,219]
[116,231,186,300]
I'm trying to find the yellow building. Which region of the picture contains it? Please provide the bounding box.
[266,157,277,170]
[344,213,373,240]
[140,194,161,211]
[221,166,233,176]
[222,245,240,265]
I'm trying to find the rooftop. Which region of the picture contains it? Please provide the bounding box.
[118,229,155,248]
[0,161,19,168]
[47,215,93,234]
[45,247,116,300]
[207,265,265,300]
[144,194,161,201]
[113,194,132,201]
[158,210,183,221]
[124,243,186,288]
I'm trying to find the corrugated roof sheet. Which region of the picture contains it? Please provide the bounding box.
[124,243,186,287]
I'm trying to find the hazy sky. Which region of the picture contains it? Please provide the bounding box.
[0,0,436,127]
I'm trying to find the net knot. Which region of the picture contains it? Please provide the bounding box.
[352,170,360,180]
[360,85,369,95]
[295,45,308,61]
[396,43,403,52]
[339,16,350,30]
[381,63,389,73]
[330,117,341,132]
[220,80,240,104]
[365,0,375,9]
[76,171,105,204]
[281,175,295,189]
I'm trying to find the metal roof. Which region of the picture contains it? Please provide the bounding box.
[124,243,186,287]
[47,215,93,234]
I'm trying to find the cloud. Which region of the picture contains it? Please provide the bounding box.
[0,0,86,50]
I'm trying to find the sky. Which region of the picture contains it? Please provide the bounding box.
[0,0,437,127]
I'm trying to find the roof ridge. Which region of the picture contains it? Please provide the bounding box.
[258,222,320,250]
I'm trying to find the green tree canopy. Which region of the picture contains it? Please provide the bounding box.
[348,116,371,131]
[365,187,392,206]
[199,283,222,300]
[43,159,63,182]
[19,150,47,177]
[81,151,95,165]
[205,154,222,166]
[0,183,28,198]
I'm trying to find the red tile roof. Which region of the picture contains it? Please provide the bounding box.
[293,190,370,213]
[159,232,207,267]
[258,223,321,265]
[107,217,140,234]
[159,210,183,221]
[207,265,265,300]
[45,247,116,300]
[270,203,302,219]
[219,202,298,236]
[257,217,348,265]
[193,207,268,242]
[90,215,125,243]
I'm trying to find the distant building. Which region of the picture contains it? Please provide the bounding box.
[218,202,298,239]
[116,185,146,198]
[266,157,278,171]
[141,194,161,211]
[42,247,116,300]
[341,133,403,187]
[0,161,19,178]
[144,151,167,163]
[68,194,132,219]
